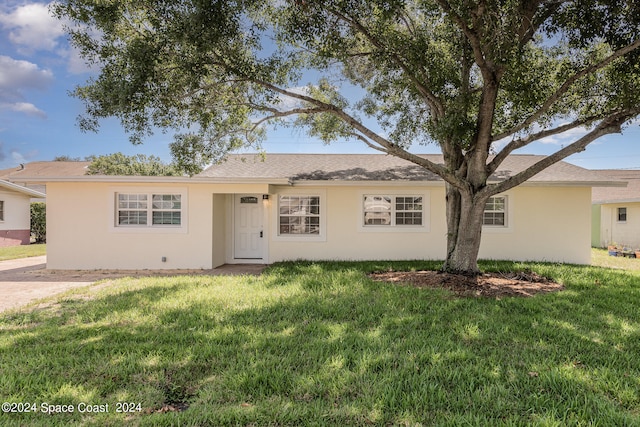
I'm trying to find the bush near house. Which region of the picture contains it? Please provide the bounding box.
[30,202,46,243]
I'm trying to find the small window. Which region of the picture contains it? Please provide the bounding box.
[116,193,181,227]
[618,207,627,222]
[363,195,423,227]
[0,200,4,221]
[483,196,506,227]
[278,195,321,235]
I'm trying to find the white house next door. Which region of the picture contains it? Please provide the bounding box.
[234,195,264,259]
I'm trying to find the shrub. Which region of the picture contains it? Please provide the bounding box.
[30,202,46,243]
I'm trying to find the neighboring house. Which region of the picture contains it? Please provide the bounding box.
[592,170,640,249]
[18,154,621,270]
[0,161,91,196]
[0,180,46,246]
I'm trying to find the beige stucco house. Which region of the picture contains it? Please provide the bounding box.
[592,170,640,249]
[19,154,619,269]
[0,180,46,246]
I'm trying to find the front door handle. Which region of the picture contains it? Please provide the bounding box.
[260,231,263,238]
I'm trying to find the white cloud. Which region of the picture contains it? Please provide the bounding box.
[0,55,54,96]
[8,102,47,118]
[8,146,38,164]
[0,2,92,74]
[0,55,52,117]
[11,150,27,164]
[0,2,65,53]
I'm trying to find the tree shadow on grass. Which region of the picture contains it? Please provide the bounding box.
[0,262,639,426]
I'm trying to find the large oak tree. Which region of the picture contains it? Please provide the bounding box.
[53,0,640,274]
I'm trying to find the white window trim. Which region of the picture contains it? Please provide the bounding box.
[272,189,326,242]
[358,191,430,233]
[482,194,514,233]
[108,186,188,234]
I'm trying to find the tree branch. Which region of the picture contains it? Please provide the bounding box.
[517,1,566,47]
[348,132,390,154]
[484,109,640,197]
[435,0,489,73]
[248,78,466,187]
[327,8,445,119]
[487,113,608,174]
[248,106,327,132]
[493,38,640,141]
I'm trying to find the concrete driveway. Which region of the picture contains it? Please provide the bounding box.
[0,256,266,313]
[0,256,97,313]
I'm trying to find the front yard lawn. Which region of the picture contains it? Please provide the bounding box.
[0,244,46,261]
[1,260,639,426]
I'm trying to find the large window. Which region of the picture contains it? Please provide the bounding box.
[278,195,320,235]
[363,195,423,227]
[0,201,4,221]
[117,193,181,227]
[483,196,507,226]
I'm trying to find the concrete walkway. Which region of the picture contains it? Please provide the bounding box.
[0,256,265,313]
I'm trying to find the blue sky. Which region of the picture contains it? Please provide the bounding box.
[1,1,640,171]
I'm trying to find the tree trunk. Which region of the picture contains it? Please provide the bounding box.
[442,187,488,275]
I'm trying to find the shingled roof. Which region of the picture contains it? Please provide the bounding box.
[198,153,616,185]
[0,162,90,180]
[592,170,640,203]
[0,161,91,195]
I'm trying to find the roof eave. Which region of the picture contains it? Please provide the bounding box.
[593,198,640,204]
[0,180,46,198]
[16,175,619,188]
[14,176,291,185]
[289,179,624,187]
[289,180,445,187]
[517,180,628,187]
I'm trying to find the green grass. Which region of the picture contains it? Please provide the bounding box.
[591,247,640,272]
[1,260,639,426]
[0,243,46,261]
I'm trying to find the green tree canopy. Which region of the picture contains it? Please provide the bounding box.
[54,0,640,273]
[86,152,181,176]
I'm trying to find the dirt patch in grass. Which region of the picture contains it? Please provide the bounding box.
[369,270,563,298]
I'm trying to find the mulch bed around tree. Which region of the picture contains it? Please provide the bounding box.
[368,270,563,298]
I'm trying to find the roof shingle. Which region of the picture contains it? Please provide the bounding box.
[198,153,611,184]
[0,162,90,180]
[592,170,640,203]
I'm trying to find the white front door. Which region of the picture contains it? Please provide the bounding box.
[234,195,263,259]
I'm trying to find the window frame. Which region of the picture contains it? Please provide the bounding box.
[0,200,4,222]
[278,195,321,236]
[617,207,627,222]
[272,190,326,241]
[358,191,430,233]
[109,187,188,234]
[363,194,424,227]
[483,196,508,228]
